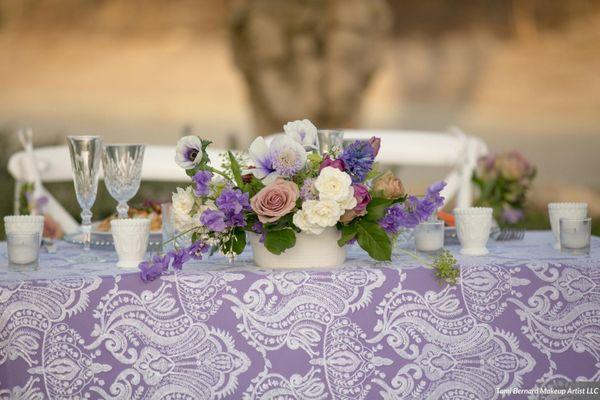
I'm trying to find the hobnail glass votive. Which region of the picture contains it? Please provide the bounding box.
[560,217,591,255]
[454,207,493,256]
[4,215,44,245]
[111,218,150,268]
[415,220,444,253]
[7,232,40,269]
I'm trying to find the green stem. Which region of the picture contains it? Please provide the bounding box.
[207,166,233,183]
[162,226,199,248]
[394,247,433,267]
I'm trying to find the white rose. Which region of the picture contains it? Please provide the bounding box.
[315,167,356,210]
[293,209,324,235]
[283,119,318,150]
[293,199,344,235]
[172,186,195,215]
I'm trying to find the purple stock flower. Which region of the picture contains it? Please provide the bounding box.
[340,140,375,183]
[201,209,227,232]
[139,253,171,282]
[192,170,213,196]
[379,181,446,233]
[319,154,345,172]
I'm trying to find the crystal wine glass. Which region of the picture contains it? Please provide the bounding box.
[102,144,145,218]
[67,135,103,252]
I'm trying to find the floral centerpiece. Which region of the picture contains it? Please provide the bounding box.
[139,119,446,281]
[472,151,536,226]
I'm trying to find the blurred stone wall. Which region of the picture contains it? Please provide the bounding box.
[230,0,391,134]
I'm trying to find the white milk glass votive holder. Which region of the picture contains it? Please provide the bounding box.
[548,202,588,249]
[415,220,444,253]
[7,232,40,269]
[111,218,150,269]
[4,215,44,245]
[454,207,493,256]
[560,217,592,256]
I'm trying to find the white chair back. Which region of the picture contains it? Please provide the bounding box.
[266,127,488,208]
[7,144,226,234]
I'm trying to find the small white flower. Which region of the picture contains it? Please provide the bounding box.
[175,136,203,169]
[172,186,195,215]
[293,199,343,235]
[314,166,356,210]
[284,119,318,150]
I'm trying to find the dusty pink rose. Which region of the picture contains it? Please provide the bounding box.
[372,171,405,199]
[319,154,345,172]
[353,183,371,214]
[250,178,299,223]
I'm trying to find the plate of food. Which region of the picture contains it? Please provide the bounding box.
[93,201,163,235]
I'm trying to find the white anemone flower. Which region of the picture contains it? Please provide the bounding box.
[175,136,203,169]
[283,119,319,150]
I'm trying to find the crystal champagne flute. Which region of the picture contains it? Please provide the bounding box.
[102,144,145,218]
[67,135,103,252]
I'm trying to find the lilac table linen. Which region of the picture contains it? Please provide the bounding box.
[0,231,598,399]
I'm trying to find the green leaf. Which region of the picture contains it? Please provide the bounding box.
[355,220,392,261]
[222,228,247,255]
[228,151,244,188]
[264,229,296,255]
[338,223,357,246]
[364,197,393,222]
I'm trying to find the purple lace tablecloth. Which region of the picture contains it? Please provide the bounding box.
[0,231,598,399]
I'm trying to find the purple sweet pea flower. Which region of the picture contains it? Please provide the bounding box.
[188,240,210,260]
[252,221,266,243]
[379,181,446,233]
[201,209,227,232]
[340,140,375,183]
[215,188,250,228]
[192,170,213,196]
[319,154,345,172]
[353,183,371,213]
[168,247,191,271]
[139,253,171,282]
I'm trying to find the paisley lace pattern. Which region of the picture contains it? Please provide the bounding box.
[0,232,598,398]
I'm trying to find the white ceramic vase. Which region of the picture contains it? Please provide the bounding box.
[111,218,150,268]
[454,207,493,256]
[548,202,587,249]
[249,227,346,269]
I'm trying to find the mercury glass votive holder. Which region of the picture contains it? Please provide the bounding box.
[317,130,344,154]
[415,220,445,253]
[560,217,591,255]
[7,232,40,270]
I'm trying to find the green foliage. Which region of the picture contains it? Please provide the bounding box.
[264,228,296,255]
[222,227,247,255]
[228,150,244,188]
[337,223,357,246]
[354,220,392,261]
[364,197,393,222]
[432,250,460,285]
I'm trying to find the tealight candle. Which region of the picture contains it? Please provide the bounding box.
[415,221,444,252]
[560,217,591,255]
[7,232,40,268]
